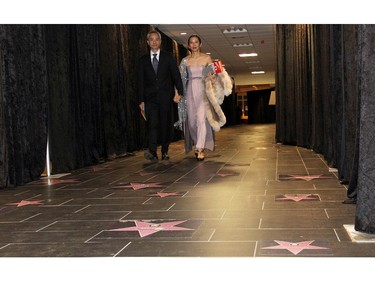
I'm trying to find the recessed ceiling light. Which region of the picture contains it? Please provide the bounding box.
[223,27,247,34]
[251,71,265,74]
[233,43,253,47]
[239,53,258,57]
[180,32,187,35]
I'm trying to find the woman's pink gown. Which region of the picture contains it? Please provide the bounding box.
[186,66,214,151]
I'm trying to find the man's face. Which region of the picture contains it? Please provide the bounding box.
[147,33,161,52]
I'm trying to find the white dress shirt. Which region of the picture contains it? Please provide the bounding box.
[150,50,160,63]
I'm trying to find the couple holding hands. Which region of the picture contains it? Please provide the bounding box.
[138,30,233,163]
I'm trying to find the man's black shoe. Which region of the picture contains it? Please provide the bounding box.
[342,198,357,204]
[162,154,170,160]
[144,151,158,163]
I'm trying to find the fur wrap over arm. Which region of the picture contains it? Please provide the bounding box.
[203,67,233,132]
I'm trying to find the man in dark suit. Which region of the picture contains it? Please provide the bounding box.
[138,30,183,162]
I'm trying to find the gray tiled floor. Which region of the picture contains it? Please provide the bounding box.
[1,124,373,279]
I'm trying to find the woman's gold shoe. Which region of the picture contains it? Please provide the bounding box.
[197,151,205,161]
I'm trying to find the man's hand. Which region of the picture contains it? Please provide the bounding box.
[173,93,181,103]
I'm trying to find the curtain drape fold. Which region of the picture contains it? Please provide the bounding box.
[0,24,186,188]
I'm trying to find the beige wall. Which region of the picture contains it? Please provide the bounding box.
[234,71,276,86]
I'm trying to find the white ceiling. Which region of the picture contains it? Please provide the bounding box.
[155,24,276,86]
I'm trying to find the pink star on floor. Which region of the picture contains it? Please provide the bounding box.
[112,182,165,190]
[40,179,80,185]
[282,175,332,181]
[277,194,318,202]
[262,240,329,255]
[147,192,182,198]
[109,220,193,237]
[6,200,44,207]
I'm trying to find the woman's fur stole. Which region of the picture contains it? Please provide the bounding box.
[204,69,233,131]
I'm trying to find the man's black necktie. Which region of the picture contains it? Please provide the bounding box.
[152,54,158,74]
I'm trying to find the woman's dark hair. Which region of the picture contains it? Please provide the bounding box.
[188,34,201,44]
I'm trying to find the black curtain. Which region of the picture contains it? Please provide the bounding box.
[311,25,331,158]
[275,24,375,234]
[275,25,312,146]
[0,24,188,189]
[45,24,155,174]
[0,25,48,188]
[275,24,358,176]
[122,25,152,151]
[355,25,375,234]
[338,25,359,183]
[45,25,104,173]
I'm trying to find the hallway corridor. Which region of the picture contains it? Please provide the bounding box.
[1,124,374,278]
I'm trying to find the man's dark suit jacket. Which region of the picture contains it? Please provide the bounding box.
[138,50,183,105]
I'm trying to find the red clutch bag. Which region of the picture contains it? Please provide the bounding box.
[213,61,223,74]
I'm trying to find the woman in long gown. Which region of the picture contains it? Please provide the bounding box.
[179,34,214,161]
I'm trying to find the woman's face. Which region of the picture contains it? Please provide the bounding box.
[188,36,201,52]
